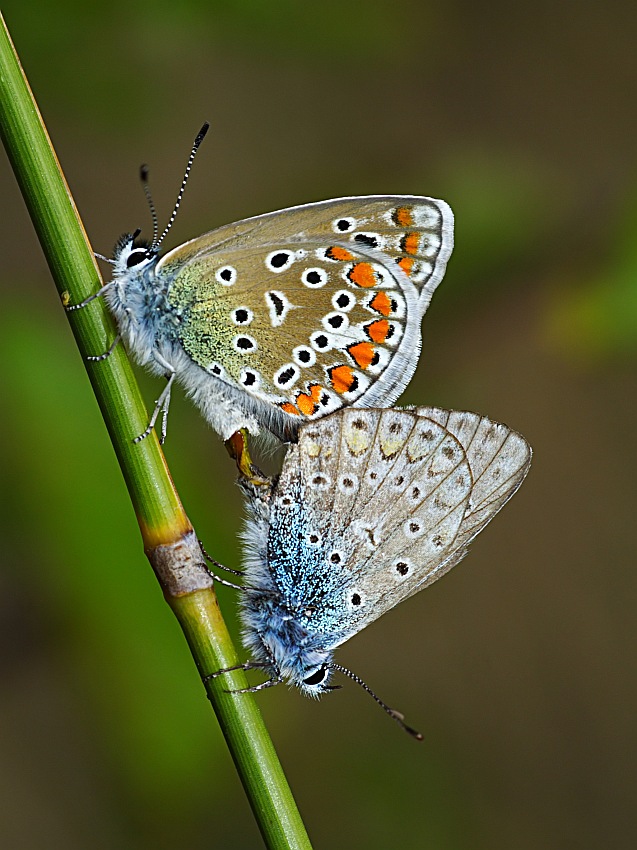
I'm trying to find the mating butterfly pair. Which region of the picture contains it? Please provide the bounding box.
[69,126,530,734]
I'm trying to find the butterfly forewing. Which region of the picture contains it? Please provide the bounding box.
[415,407,532,549]
[160,195,453,316]
[263,407,531,650]
[291,410,473,641]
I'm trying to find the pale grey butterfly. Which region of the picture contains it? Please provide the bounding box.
[207,406,531,738]
[66,125,454,467]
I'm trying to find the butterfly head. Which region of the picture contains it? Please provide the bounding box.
[242,591,339,698]
[298,663,343,697]
[112,230,158,277]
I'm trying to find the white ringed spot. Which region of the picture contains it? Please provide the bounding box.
[301,267,329,288]
[265,250,294,273]
[332,216,357,233]
[292,345,316,368]
[337,473,359,495]
[403,518,426,539]
[274,363,300,389]
[207,362,225,377]
[310,472,331,491]
[322,311,349,333]
[240,368,261,389]
[233,334,257,353]
[310,330,333,352]
[306,531,322,547]
[393,558,412,580]
[331,290,356,312]
[352,232,384,250]
[265,290,293,327]
[346,589,365,610]
[326,548,346,566]
[215,265,237,286]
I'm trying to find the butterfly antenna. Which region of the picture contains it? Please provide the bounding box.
[151,121,210,254]
[329,663,423,741]
[139,164,159,248]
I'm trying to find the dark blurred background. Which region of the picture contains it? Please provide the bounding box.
[1,2,636,848]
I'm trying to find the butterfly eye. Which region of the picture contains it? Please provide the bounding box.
[126,249,150,268]
[303,666,327,686]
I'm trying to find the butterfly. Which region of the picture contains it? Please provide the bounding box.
[67,125,454,462]
[208,406,531,737]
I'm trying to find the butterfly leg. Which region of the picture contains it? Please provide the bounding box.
[198,557,245,591]
[64,283,124,362]
[86,333,122,362]
[63,280,115,311]
[133,373,174,444]
[134,351,176,444]
[202,661,276,689]
[204,665,283,693]
[226,676,282,694]
[204,638,282,692]
[225,428,270,488]
[199,540,244,576]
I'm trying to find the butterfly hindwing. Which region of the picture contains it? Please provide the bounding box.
[165,238,422,427]
[153,196,452,437]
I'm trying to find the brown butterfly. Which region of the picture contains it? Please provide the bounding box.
[68,125,454,461]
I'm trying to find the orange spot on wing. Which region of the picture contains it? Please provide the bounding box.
[348,262,378,288]
[280,402,301,416]
[296,393,317,416]
[398,257,414,275]
[369,291,393,316]
[365,319,390,343]
[393,206,413,227]
[327,246,355,262]
[347,341,377,369]
[328,365,357,394]
[294,384,324,416]
[309,384,324,403]
[401,232,420,255]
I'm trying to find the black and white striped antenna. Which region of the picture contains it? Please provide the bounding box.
[141,121,210,257]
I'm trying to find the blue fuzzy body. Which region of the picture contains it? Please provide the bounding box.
[103,236,297,441]
[240,480,350,696]
[105,241,182,371]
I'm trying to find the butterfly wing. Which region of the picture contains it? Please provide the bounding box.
[156,198,450,436]
[265,407,530,650]
[414,407,532,553]
[160,195,453,316]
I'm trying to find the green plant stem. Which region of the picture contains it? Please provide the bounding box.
[0,14,312,849]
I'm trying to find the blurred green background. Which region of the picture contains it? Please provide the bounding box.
[1,2,636,848]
